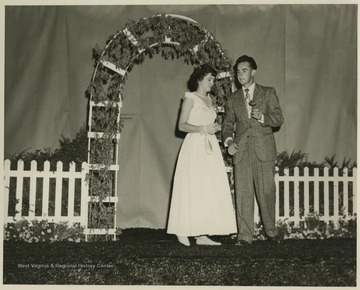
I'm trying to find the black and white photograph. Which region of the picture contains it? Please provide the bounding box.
[1,1,357,287]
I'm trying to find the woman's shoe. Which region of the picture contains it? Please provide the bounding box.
[195,236,221,246]
[177,236,190,246]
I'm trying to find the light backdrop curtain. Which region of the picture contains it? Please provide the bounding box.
[4,5,357,229]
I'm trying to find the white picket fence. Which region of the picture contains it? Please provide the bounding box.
[3,160,357,237]
[275,167,357,225]
[3,160,89,227]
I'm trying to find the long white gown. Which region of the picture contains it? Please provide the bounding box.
[167,92,237,237]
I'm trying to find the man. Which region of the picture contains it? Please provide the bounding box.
[222,55,284,246]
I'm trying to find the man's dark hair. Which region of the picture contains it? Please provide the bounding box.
[187,64,217,92]
[234,55,257,70]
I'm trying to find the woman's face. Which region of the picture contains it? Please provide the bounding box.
[198,73,215,93]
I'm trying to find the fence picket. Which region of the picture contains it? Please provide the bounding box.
[333,168,339,228]
[323,167,330,223]
[15,160,24,220]
[54,161,63,219]
[275,169,279,220]
[343,167,349,217]
[80,162,89,228]
[314,168,319,213]
[284,168,290,219]
[353,168,357,214]
[293,167,300,225]
[42,161,51,218]
[68,162,76,217]
[4,160,11,219]
[303,167,309,218]
[28,160,37,219]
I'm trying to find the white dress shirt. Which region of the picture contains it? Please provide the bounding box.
[243,83,255,119]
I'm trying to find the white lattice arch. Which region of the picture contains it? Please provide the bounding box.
[86,14,233,240]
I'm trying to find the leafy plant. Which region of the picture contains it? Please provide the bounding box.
[276,150,325,175]
[254,212,356,241]
[7,125,88,171]
[4,219,85,243]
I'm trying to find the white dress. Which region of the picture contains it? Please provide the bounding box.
[167,92,237,237]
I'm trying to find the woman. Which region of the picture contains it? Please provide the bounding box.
[167,64,237,246]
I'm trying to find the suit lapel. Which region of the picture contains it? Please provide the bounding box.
[253,83,261,104]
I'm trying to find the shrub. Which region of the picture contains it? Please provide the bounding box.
[7,125,88,171]
[253,212,356,241]
[4,219,85,243]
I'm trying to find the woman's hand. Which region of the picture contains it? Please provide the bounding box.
[206,123,221,134]
[200,123,221,135]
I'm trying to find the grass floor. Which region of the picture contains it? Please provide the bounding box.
[3,228,356,286]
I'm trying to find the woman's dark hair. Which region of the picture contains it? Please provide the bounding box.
[233,55,257,89]
[187,64,217,92]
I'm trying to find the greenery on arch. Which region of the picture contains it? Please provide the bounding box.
[88,14,234,105]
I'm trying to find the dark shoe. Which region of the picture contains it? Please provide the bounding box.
[268,235,281,244]
[235,239,251,246]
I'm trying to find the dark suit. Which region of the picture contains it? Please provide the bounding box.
[222,83,284,243]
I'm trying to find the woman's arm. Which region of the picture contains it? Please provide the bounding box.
[178,97,218,134]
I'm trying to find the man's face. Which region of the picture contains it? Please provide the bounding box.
[237,61,256,88]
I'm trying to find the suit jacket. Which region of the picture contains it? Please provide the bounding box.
[222,83,284,164]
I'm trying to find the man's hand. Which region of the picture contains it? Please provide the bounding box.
[227,141,239,155]
[251,108,262,120]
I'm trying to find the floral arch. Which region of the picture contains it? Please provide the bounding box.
[86,14,233,238]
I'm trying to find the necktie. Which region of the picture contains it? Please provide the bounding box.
[245,88,251,118]
[245,88,250,101]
